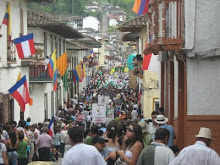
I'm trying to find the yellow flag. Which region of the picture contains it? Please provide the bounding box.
[75,63,82,81]
[17,72,21,82]
[124,67,129,73]
[57,52,67,77]
[132,0,141,14]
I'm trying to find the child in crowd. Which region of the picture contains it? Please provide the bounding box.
[17,132,28,165]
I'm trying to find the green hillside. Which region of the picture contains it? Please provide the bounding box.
[27,0,136,19]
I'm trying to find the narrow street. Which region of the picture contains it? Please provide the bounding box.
[0,0,220,165]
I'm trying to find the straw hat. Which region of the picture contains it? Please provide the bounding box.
[195,127,212,140]
[154,115,168,124]
[138,121,148,133]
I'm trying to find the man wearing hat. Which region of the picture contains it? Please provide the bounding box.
[154,115,176,147]
[138,121,152,147]
[169,127,220,165]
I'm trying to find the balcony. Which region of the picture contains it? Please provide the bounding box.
[29,64,52,82]
[145,0,184,53]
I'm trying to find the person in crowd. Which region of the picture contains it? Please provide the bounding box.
[131,107,138,121]
[148,111,159,136]
[105,122,119,165]
[60,125,67,158]
[158,107,165,115]
[26,118,31,126]
[169,146,180,156]
[0,135,9,165]
[6,131,18,165]
[2,125,10,141]
[154,115,176,147]
[85,124,99,145]
[26,125,36,163]
[17,132,28,165]
[62,126,106,165]
[92,136,109,159]
[137,128,175,165]
[52,127,61,161]
[16,121,26,137]
[116,124,143,165]
[138,121,152,147]
[169,127,220,165]
[35,127,54,161]
[86,112,92,129]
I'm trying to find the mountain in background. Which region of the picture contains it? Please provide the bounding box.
[27,0,136,20]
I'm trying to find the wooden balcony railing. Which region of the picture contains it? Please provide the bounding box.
[145,0,184,53]
[29,64,52,82]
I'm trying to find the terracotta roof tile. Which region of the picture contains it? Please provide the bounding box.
[27,10,83,39]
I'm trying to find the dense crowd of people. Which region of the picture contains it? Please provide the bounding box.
[0,70,219,165]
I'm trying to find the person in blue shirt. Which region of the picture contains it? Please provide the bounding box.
[154,115,176,147]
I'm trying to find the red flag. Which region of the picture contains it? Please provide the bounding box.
[142,54,152,70]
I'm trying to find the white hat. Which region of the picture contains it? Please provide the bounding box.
[138,121,148,133]
[195,127,212,140]
[155,115,168,124]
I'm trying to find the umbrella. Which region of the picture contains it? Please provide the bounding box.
[127,54,136,70]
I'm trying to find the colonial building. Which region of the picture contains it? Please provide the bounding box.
[27,10,84,123]
[0,0,54,124]
[144,0,220,153]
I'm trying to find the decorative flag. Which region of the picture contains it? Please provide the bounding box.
[47,50,58,91]
[48,116,55,137]
[1,3,12,42]
[72,63,82,83]
[138,0,149,16]
[110,67,115,74]
[17,72,21,82]
[1,11,9,26]
[83,50,94,63]
[142,53,160,73]
[14,33,36,59]
[132,0,142,14]
[8,76,30,112]
[90,50,94,58]
[57,52,67,77]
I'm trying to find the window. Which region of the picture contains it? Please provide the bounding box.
[20,7,24,36]
[63,40,66,52]
[44,33,47,57]
[44,93,48,119]
[55,37,58,58]
[9,99,14,122]
[50,35,54,55]
[59,38,62,57]
[153,98,160,111]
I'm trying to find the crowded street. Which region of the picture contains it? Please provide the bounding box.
[1,0,220,165]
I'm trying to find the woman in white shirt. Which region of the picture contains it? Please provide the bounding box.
[117,124,143,165]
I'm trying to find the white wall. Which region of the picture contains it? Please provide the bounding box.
[185,0,220,54]
[187,58,220,115]
[109,19,118,27]
[29,83,53,123]
[83,16,99,31]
